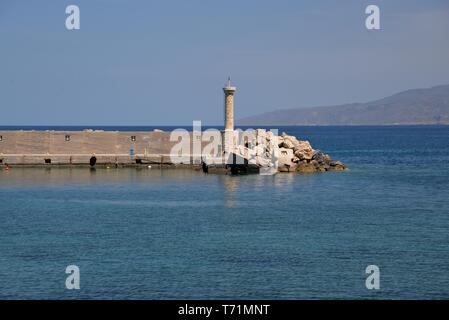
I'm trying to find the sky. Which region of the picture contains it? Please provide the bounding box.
[1,0,449,125]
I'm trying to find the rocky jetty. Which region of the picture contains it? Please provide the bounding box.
[275,132,346,173]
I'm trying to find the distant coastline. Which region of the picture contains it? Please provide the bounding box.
[239,84,449,126]
[1,124,449,131]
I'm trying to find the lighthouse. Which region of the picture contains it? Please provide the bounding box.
[223,77,236,155]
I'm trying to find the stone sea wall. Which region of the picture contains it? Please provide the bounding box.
[0,129,346,173]
[0,130,177,165]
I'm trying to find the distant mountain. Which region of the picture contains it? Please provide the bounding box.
[238,84,449,125]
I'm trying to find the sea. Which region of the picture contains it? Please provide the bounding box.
[0,125,448,299]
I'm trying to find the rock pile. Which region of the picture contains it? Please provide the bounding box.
[276,132,346,173]
[249,130,346,173]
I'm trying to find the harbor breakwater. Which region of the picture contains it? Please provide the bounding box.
[0,129,179,167]
[0,129,346,173]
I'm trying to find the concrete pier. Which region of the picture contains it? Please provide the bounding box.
[0,130,182,166]
[0,129,254,172]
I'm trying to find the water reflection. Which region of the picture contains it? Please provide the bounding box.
[222,175,239,208]
[273,173,295,191]
[221,172,296,208]
[0,167,204,188]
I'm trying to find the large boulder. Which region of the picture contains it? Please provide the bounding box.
[278,163,298,172]
[280,133,301,149]
[293,140,314,160]
[312,151,331,164]
[329,161,346,171]
[266,130,275,141]
[296,161,317,173]
[277,148,297,172]
[281,139,295,149]
[295,151,314,161]
[293,140,312,153]
[277,136,285,147]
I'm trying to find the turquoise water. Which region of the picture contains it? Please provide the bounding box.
[1,126,449,299]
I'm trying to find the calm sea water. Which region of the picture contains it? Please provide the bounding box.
[1,126,449,299]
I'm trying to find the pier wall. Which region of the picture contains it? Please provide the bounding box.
[0,130,213,166]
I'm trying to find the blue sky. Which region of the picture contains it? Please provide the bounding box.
[1,0,449,125]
